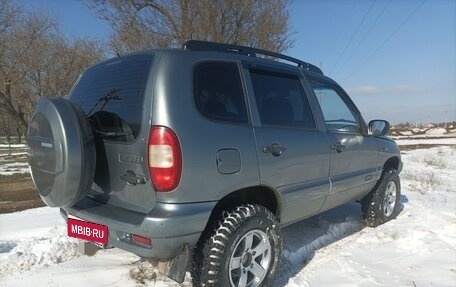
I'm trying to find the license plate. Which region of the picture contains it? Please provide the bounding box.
[67,217,108,245]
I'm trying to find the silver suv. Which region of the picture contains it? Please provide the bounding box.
[27,40,402,286]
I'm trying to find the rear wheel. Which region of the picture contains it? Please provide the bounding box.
[361,169,401,227]
[192,204,282,287]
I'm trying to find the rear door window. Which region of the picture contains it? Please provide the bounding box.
[70,55,152,142]
[194,62,248,123]
[249,69,315,129]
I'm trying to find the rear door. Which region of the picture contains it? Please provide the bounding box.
[69,54,156,213]
[243,64,330,225]
[309,77,379,211]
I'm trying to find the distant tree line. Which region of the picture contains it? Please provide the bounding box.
[0,0,293,143]
[0,0,104,142]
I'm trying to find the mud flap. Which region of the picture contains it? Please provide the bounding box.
[77,241,100,256]
[157,244,191,283]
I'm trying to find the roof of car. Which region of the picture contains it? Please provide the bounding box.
[119,40,323,75]
[182,40,323,75]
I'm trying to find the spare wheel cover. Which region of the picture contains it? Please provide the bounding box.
[27,98,96,207]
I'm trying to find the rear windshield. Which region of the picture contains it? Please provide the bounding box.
[70,55,152,142]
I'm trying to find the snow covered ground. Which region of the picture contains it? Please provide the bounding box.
[0,143,29,175]
[1,145,455,286]
[395,137,456,146]
[0,161,29,175]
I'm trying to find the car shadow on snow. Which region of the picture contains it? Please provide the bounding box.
[276,197,407,286]
[401,194,409,203]
[275,202,366,286]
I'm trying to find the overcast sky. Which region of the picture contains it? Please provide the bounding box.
[19,0,456,124]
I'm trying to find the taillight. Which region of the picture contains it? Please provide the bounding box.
[148,126,182,192]
[132,234,152,248]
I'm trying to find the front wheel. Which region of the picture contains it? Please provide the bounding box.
[361,169,401,227]
[192,204,282,287]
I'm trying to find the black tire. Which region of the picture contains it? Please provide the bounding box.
[361,169,401,227]
[192,204,282,287]
[27,98,96,208]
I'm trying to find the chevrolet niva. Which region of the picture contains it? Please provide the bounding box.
[27,40,402,287]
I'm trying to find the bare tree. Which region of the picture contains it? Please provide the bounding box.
[0,0,104,133]
[88,0,294,54]
[0,110,13,143]
[23,34,104,100]
[0,0,54,130]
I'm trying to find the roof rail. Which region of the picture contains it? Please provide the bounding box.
[182,40,323,75]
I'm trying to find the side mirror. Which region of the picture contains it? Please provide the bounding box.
[368,120,390,136]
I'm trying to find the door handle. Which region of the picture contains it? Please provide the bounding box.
[120,170,146,185]
[262,143,286,157]
[330,142,345,153]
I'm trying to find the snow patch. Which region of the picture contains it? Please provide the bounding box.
[425,128,447,135]
[0,162,30,175]
[0,225,80,276]
[395,137,456,146]
[0,144,27,148]
[400,131,413,136]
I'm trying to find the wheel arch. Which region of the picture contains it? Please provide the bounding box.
[202,185,282,236]
[383,156,400,172]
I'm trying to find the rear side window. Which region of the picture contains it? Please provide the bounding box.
[194,62,248,123]
[250,69,315,129]
[70,55,152,142]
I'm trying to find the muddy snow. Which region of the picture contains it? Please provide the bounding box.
[0,143,29,175]
[0,145,455,286]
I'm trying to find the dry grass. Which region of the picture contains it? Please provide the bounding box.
[129,260,159,285]
[423,156,447,169]
[401,170,442,194]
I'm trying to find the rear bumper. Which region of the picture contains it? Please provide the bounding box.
[61,197,216,260]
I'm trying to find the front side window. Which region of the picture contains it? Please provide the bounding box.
[194,62,247,123]
[311,82,359,133]
[249,69,315,129]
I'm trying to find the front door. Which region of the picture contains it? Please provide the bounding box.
[310,78,379,211]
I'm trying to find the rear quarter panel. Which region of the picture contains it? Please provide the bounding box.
[151,52,261,203]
